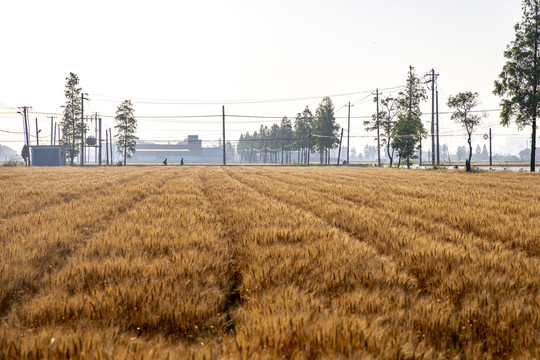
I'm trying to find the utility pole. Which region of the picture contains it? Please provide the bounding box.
[436,90,440,165]
[431,69,435,165]
[80,93,88,166]
[53,122,57,145]
[423,69,439,165]
[35,118,40,146]
[337,127,344,165]
[19,106,32,166]
[94,113,98,164]
[105,129,109,165]
[222,105,226,166]
[307,131,311,166]
[98,117,102,166]
[49,116,56,145]
[489,128,492,167]
[373,89,382,167]
[346,102,353,164]
[109,128,113,164]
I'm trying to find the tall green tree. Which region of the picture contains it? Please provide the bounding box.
[364,96,398,166]
[114,100,138,166]
[313,96,340,165]
[293,106,314,164]
[278,117,294,163]
[494,0,540,172]
[447,92,486,172]
[392,66,427,168]
[60,72,84,165]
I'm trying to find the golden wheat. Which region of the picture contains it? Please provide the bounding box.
[0,166,538,359]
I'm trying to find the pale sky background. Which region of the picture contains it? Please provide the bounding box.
[0,0,530,158]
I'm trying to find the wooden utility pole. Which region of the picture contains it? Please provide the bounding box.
[436,90,440,165]
[35,118,40,146]
[489,128,493,167]
[49,116,56,145]
[337,127,344,165]
[307,131,311,166]
[431,69,435,165]
[222,106,226,166]
[19,106,32,166]
[109,128,113,164]
[346,102,353,164]
[373,89,382,167]
[105,129,109,165]
[98,116,102,166]
[423,69,439,165]
[80,93,88,165]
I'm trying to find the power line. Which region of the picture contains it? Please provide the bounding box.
[89,85,407,105]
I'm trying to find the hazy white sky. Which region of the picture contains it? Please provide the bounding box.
[0,0,528,155]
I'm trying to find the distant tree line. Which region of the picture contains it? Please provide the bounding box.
[237,97,340,164]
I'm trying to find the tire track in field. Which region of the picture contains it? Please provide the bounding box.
[224,168,540,297]
[197,168,244,333]
[0,170,175,320]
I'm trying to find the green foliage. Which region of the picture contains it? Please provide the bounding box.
[60,73,87,165]
[114,100,138,166]
[294,106,314,153]
[364,96,398,166]
[392,113,423,166]
[237,101,336,165]
[313,97,340,163]
[447,92,486,171]
[391,66,427,168]
[494,0,540,171]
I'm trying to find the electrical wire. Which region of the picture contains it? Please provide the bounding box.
[90,85,408,105]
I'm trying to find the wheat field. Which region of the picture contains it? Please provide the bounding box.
[0,166,539,359]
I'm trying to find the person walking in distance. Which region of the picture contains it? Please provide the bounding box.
[163,158,167,166]
[180,158,184,166]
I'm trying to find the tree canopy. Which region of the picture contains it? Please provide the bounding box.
[114,100,138,166]
[447,91,486,171]
[237,99,340,165]
[60,73,86,165]
[494,0,540,171]
[364,96,398,166]
[313,97,340,164]
[391,66,427,168]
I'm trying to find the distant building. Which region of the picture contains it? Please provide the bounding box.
[30,145,66,166]
[131,135,222,163]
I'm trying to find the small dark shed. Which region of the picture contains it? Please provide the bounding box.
[31,145,66,166]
